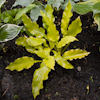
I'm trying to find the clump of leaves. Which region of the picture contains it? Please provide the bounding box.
[6,2,90,99]
[0,0,24,43]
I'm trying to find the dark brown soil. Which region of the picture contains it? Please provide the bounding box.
[0,0,100,100]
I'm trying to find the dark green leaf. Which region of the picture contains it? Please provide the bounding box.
[73,1,94,15]
[93,1,100,15]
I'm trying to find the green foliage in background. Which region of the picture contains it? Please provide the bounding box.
[12,0,84,22]
[73,0,100,31]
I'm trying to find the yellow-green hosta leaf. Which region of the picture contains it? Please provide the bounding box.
[6,56,34,71]
[63,49,90,60]
[15,36,35,53]
[32,62,51,99]
[43,56,55,70]
[57,36,78,48]
[45,5,55,22]
[25,46,35,54]
[47,20,59,42]
[61,1,73,36]
[34,50,47,58]
[27,36,45,47]
[22,14,45,38]
[43,48,51,56]
[49,40,55,49]
[53,51,74,69]
[94,13,100,31]
[66,17,82,36]
[41,11,59,42]
[42,5,55,29]
[15,35,28,47]
[34,48,51,58]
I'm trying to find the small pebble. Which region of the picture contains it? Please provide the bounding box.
[77,66,81,72]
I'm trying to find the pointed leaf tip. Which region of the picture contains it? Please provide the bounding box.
[61,1,73,35]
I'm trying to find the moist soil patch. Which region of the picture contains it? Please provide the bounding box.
[0,0,100,100]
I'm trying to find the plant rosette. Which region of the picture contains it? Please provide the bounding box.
[6,2,90,99]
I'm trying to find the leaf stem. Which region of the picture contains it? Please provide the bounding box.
[34,60,42,63]
[61,43,70,54]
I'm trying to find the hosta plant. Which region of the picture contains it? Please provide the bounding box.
[0,0,26,43]
[6,2,90,99]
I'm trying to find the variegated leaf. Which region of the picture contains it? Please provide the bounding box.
[57,36,78,48]
[0,0,6,8]
[0,24,23,42]
[22,14,46,38]
[53,50,74,69]
[66,17,82,36]
[41,11,59,42]
[43,56,55,70]
[32,62,51,99]
[61,1,73,36]
[6,56,34,71]
[63,49,90,60]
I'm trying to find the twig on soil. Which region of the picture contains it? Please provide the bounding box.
[2,85,10,97]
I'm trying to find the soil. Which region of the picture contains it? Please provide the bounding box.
[0,0,100,100]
